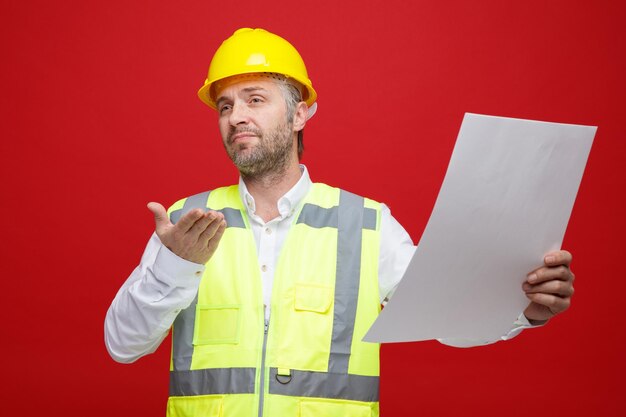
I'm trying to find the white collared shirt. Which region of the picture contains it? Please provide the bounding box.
[238,165,413,315]
[105,165,533,363]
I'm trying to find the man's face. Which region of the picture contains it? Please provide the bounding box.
[215,77,296,177]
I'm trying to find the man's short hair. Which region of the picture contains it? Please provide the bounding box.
[276,78,305,159]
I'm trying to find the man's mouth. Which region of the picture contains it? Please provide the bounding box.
[229,130,260,144]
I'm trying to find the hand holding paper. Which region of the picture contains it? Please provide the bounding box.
[365,113,595,343]
[523,250,575,324]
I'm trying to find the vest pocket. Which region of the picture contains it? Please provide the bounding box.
[277,283,334,370]
[294,283,333,313]
[299,399,372,417]
[167,394,223,417]
[193,305,241,345]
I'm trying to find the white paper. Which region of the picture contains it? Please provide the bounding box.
[364,113,595,343]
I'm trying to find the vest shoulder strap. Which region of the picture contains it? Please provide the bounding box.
[299,183,380,231]
[166,183,380,231]
[167,186,245,228]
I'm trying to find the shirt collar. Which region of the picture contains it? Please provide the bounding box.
[238,164,312,220]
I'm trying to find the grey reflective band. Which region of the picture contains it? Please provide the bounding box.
[216,207,246,228]
[362,207,377,230]
[169,191,245,228]
[297,204,377,230]
[170,191,211,224]
[172,293,198,371]
[268,368,379,403]
[328,190,364,374]
[170,368,256,396]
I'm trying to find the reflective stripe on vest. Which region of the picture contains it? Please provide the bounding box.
[169,190,246,228]
[167,184,381,415]
[269,368,379,402]
[169,366,378,402]
[297,202,377,231]
[170,367,256,396]
[329,190,365,374]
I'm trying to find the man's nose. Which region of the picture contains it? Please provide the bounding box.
[229,102,250,126]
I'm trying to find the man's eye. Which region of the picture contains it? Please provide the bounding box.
[250,97,263,103]
[219,105,232,114]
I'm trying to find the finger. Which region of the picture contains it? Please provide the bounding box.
[207,220,227,254]
[147,202,171,234]
[527,264,573,284]
[544,250,573,267]
[526,292,571,315]
[176,208,206,233]
[523,280,574,298]
[198,212,225,244]
[186,212,215,240]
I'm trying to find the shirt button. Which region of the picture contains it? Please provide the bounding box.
[195,271,202,277]
[265,227,272,235]
[261,265,268,272]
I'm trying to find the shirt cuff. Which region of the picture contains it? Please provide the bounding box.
[514,312,547,328]
[438,312,545,348]
[153,242,206,288]
[499,312,546,341]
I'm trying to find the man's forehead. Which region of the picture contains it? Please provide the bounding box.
[214,75,280,99]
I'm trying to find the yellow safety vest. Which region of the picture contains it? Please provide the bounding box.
[166,183,382,417]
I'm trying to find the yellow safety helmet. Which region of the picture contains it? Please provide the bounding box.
[197,28,317,110]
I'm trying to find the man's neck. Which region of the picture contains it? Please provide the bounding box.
[242,161,302,222]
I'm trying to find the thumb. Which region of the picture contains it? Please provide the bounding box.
[147,202,170,232]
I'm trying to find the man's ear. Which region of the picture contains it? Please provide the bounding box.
[293,101,308,132]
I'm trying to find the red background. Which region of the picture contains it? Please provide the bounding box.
[2,1,625,415]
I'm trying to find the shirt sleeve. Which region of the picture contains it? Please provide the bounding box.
[378,204,540,347]
[104,232,205,363]
[378,204,416,303]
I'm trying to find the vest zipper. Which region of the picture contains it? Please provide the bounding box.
[257,318,269,417]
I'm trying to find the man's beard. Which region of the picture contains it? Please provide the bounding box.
[224,122,294,179]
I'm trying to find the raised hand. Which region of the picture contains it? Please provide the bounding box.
[147,202,226,265]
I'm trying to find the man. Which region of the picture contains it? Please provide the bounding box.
[105,28,575,416]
